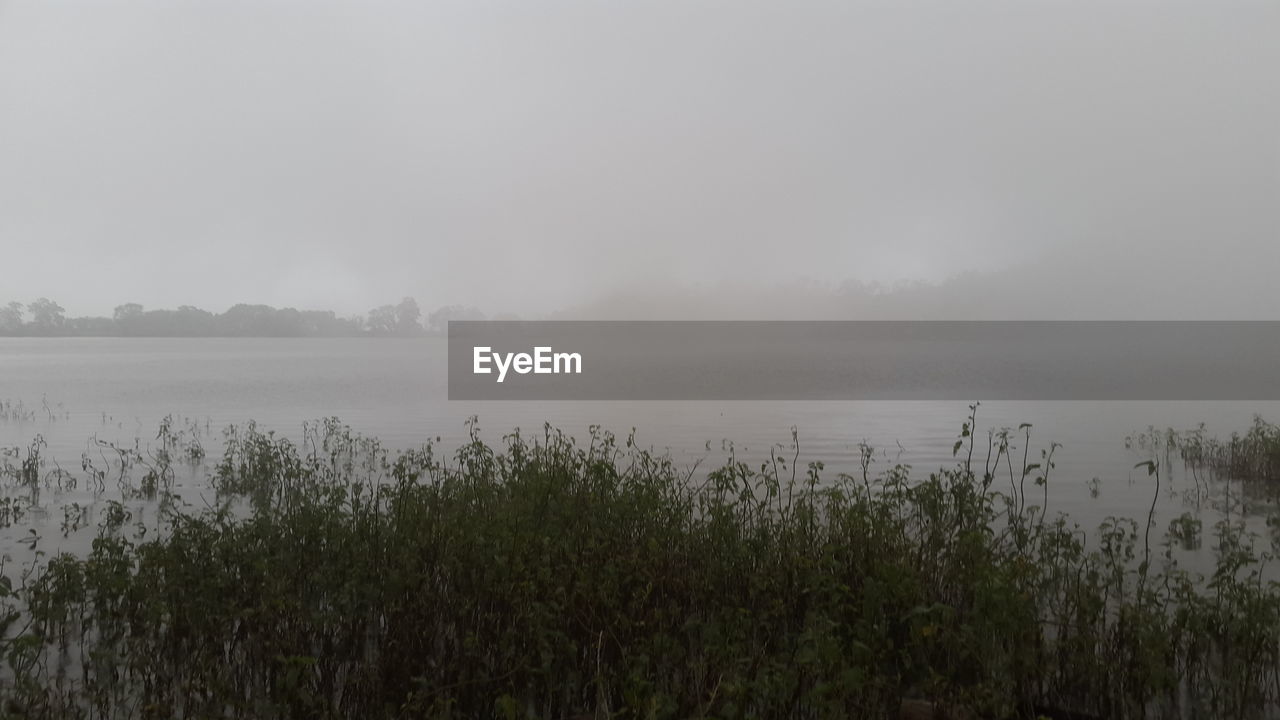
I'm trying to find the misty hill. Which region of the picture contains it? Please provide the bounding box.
[554,250,1280,321]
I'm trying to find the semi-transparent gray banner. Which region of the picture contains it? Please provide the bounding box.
[447,321,1280,400]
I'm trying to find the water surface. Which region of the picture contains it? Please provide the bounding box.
[2,337,1277,568]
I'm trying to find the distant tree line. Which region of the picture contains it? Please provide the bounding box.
[0,298,490,337]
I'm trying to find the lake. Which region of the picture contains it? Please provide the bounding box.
[2,336,1278,565]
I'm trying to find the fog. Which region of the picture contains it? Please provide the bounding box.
[1,0,1276,319]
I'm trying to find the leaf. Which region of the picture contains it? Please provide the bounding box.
[1134,460,1157,476]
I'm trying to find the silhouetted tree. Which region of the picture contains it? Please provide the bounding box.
[0,301,23,332]
[113,303,145,335]
[113,303,144,322]
[26,298,65,330]
[216,304,285,336]
[271,308,306,336]
[174,305,216,335]
[395,297,422,335]
[366,305,398,335]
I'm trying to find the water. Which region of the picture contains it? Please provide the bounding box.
[2,336,1278,567]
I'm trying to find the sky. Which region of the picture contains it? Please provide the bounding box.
[0,0,1276,319]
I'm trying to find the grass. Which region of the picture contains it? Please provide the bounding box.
[0,409,1277,718]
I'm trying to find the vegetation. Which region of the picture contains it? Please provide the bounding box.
[0,411,1278,718]
[1127,417,1280,520]
[0,298,489,337]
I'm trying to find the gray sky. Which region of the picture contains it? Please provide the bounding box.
[1,0,1276,319]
